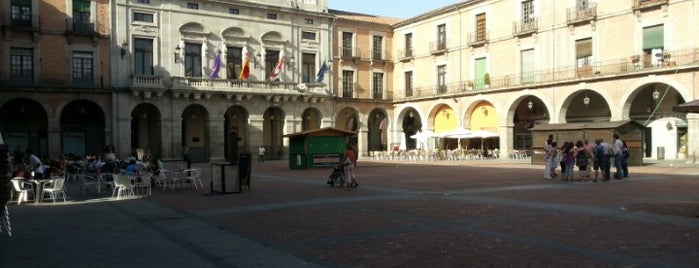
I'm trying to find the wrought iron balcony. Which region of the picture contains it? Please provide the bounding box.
[467,31,489,47]
[513,18,538,36]
[566,4,597,25]
[65,18,99,35]
[395,47,699,100]
[398,49,413,62]
[632,0,668,12]
[2,12,40,31]
[430,39,448,55]
[340,47,361,59]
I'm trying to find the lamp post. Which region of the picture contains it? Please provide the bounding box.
[583,94,590,107]
[174,45,182,63]
[527,98,533,111]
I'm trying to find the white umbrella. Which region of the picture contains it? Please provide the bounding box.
[410,130,437,149]
[438,128,473,149]
[470,130,499,151]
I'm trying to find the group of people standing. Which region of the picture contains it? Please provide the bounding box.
[544,134,629,182]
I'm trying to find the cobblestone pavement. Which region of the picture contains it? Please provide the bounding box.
[1,158,698,267]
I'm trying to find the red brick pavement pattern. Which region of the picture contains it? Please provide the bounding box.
[146,160,698,267]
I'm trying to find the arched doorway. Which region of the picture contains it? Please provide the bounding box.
[628,83,686,159]
[263,107,285,160]
[182,105,209,162]
[336,108,359,149]
[368,109,387,152]
[400,108,422,150]
[513,96,548,152]
[61,100,105,158]
[0,98,48,157]
[302,108,321,131]
[225,106,249,163]
[131,103,162,159]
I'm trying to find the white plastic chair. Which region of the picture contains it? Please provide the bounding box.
[79,174,100,194]
[42,178,67,203]
[182,169,203,190]
[135,173,152,196]
[113,174,135,200]
[10,178,34,205]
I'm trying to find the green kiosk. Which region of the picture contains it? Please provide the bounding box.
[284,127,355,169]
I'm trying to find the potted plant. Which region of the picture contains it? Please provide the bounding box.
[483,73,490,88]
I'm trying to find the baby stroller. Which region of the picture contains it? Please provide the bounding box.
[327,162,346,187]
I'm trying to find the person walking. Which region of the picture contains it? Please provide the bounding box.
[258,146,266,163]
[621,141,630,178]
[343,143,358,188]
[543,135,554,180]
[612,134,624,180]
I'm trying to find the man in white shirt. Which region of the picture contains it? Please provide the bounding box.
[27,149,45,178]
[612,134,624,180]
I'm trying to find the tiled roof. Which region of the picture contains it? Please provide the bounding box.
[329,9,402,25]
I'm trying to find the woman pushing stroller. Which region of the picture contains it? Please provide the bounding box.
[327,143,359,188]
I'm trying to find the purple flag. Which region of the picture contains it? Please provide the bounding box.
[209,50,221,78]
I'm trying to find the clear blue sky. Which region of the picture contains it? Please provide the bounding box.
[328,0,463,19]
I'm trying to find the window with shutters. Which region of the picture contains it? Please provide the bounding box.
[476,13,486,42]
[404,71,413,97]
[342,32,354,57]
[437,65,447,94]
[576,38,592,67]
[642,25,664,67]
[342,71,354,98]
[373,73,384,100]
[372,36,383,60]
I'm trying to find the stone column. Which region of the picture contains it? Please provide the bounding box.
[208,116,225,162]
[47,120,61,159]
[358,125,368,157]
[500,125,513,160]
[687,113,699,164]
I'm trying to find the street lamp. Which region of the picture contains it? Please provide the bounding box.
[174,45,183,63]
[583,94,590,107]
[527,98,533,111]
[652,89,660,100]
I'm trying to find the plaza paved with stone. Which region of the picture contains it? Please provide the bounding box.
[1,158,698,267]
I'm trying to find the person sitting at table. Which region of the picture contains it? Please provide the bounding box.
[125,159,139,174]
[26,148,46,178]
[148,157,163,175]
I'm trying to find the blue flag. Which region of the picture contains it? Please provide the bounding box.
[315,61,327,83]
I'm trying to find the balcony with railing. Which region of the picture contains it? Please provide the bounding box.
[370,49,392,62]
[396,47,699,100]
[398,49,413,62]
[467,31,489,47]
[566,4,597,25]
[2,13,40,31]
[513,18,538,36]
[341,46,361,60]
[66,18,99,36]
[632,0,668,12]
[430,39,448,55]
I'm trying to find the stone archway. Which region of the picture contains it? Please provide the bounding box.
[131,103,162,159]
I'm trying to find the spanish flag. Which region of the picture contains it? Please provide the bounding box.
[239,46,250,80]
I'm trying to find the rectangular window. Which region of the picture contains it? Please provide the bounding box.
[301,31,316,41]
[226,47,242,79]
[342,70,354,98]
[475,57,486,89]
[521,49,535,83]
[577,0,589,10]
[267,13,277,19]
[437,65,446,94]
[186,3,198,10]
[134,38,154,75]
[301,53,315,83]
[404,71,413,97]
[229,8,239,14]
[72,51,93,86]
[10,0,32,27]
[372,36,383,60]
[342,32,353,57]
[372,73,384,100]
[476,13,486,42]
[405,33,413,57]
[575,38,592,67]
[10,47,33,83]
[133,12,154,23]
[137,0,150,4]
[305,19,314,24]
[184,43,202,77]
[437,24,446,50]
[72,0,92,33]
[522,0,534,23]
[265,50,280,78]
